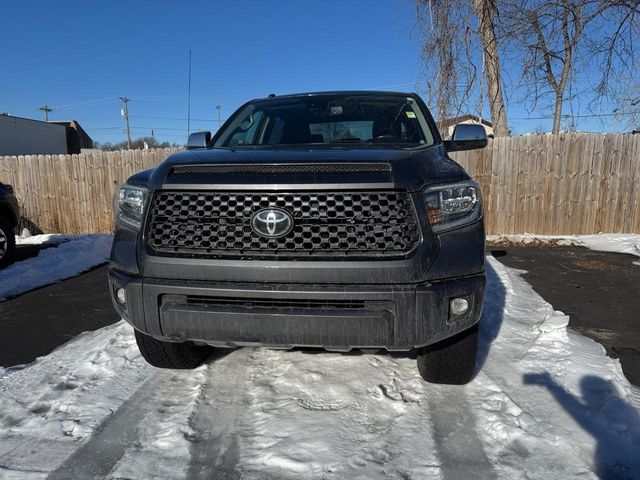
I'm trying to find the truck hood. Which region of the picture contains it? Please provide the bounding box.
[144,145,466,192]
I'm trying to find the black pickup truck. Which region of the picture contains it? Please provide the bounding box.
[0,182,19,269]
[109,91,488,384]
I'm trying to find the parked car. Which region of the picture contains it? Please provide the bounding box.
[109,91,488,384]
[0,181,19,268]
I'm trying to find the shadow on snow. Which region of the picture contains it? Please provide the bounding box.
[524,372,640,479]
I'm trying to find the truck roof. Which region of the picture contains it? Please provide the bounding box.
[253,90,418,102]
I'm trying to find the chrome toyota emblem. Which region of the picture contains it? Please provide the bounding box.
[251,208,294,237]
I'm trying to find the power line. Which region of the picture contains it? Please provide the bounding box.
[86,126,189,132]
[128,95,228,102]
[87,110,636,133]
[130,114,215,122]
[50,97,118,110]
[39,95,217,111]
[510,111,638,121]
[364,82,417,90]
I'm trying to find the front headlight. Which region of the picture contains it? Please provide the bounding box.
[115,184,148,229]
[422,181,482,233]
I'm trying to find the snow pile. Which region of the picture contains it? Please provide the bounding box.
[15,234,74,247]
[578,234,640,262]
[0,234,113,301]
[470,260,640,479]
[0,258,639,479]
[488,233,640,265]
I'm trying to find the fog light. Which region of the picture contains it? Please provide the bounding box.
[450,297,469,316]
[115,288,126,305]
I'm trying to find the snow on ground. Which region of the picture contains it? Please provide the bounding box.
[488,233,640,265]
[0,234,112,301]
[577,234,640,262]
[0,257,639,479]
[14,234,72,247]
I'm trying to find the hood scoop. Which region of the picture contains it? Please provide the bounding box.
[171,163,392,176]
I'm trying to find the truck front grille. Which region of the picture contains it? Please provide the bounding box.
[145,191,421,259]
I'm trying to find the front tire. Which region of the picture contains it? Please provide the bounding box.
[134,330,213,369]
[417,324,479,385]
[0,216,16,269]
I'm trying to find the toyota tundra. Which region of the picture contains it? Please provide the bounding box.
[109,91,488,384]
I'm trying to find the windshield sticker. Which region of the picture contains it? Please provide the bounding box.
[406,111,416,118]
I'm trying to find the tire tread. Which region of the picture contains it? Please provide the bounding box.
[416,324,479,385]
[0,216,16,269]
[134,330,212,369]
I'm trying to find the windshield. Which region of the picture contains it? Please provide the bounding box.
[213,94,435,149]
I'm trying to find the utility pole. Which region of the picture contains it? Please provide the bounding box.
[216,105,222,131]
[119,97,132,149]
[39,105,53,121]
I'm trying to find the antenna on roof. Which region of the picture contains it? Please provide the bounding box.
[268,93,276,98]
[187,49,192,137]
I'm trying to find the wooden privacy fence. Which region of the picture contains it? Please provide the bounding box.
[0,148,180,234]
[0,133,639,235]
[450,133,640,235]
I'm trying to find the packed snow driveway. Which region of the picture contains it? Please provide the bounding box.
[1,258,639,479]
[0,234,112,301]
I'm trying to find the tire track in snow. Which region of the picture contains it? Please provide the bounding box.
[0,321,152,477]
[47,372,167,480]
[427,388,496,480]
[185,349,253,480]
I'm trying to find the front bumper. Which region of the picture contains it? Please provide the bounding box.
[109,269,485,351]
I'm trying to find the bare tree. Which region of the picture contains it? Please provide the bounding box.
[613,77,640,129]
[416,1,478,122]
[502,0,639,133]
[473,0,509,136]
[417,0,510,136]
[315,123,350,143]
[96,137,178,151]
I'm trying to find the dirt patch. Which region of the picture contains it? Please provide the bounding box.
[570,258,623,272]
[581,328,619,343]
[487,237,573,248]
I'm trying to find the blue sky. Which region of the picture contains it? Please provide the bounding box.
[0,0,631,144]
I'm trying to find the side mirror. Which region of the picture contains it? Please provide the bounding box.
[443,124,488,152]
[186,131,212,150]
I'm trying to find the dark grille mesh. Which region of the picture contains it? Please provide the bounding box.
[145,191,420,259]
[172,163,392,175]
